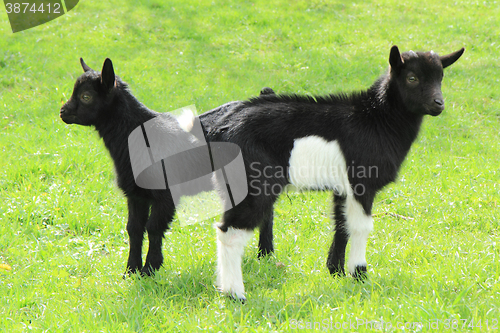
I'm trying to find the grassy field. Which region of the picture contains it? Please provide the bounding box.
[1,0,499,331]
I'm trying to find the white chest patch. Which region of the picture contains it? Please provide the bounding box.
[288,135,352,194]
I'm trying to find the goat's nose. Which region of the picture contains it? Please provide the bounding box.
[434,99,444,107]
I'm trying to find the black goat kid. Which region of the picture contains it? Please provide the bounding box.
[60,58,206,276]
[200,45,464,300]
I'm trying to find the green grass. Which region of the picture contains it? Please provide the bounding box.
[1,0,499,331]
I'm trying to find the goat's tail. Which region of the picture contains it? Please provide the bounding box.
[176,105,197,132]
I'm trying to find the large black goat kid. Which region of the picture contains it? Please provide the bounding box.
[199,45,464,301]
[60,58,210,276]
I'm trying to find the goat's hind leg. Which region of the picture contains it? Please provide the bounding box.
[216,224,254,302]
[125,197,150,275]
[216,170,280,301]
[257,208,274,258]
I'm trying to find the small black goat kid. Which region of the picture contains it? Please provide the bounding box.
[60,58,212,276]
[200,45,464,300]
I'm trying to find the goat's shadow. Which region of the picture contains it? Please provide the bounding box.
[124,251,290,304]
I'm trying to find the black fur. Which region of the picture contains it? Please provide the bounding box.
[200,45,464,278]
[260,87,275,95]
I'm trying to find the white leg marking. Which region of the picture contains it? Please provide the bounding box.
[216,226,253,300]
[345,195,374,275]
[288,136,351,194]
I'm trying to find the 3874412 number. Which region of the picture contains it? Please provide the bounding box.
[5,2,61,14]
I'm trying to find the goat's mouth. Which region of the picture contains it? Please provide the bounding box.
[59,111,78,124]
[428,109,443,116]
[423,104,444,117]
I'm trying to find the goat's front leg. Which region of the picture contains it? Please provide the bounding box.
[327,195,348,276]
[345,195,374,279]
[126,197,150,275]
[141,199,175,276]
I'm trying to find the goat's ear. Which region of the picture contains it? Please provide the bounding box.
[80,58,93,72]
[101,58,116,92]
[389,45,404,70]
[440,47,465,69]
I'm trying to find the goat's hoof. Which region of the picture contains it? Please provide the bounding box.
[217,288,247,303]
[257,248,274,259]
[140,266,156,277]
[228,293,247,304]
[228,292,247,304]
[124,266,142,278]
[330,270,346,279]
[352,266,368,281]
[327,264,346,277]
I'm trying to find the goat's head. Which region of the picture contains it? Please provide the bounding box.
[60,58,116,126]
[389,45,464,116]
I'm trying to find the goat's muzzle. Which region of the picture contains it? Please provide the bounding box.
[424,95,445,116]
[59,106,77,124]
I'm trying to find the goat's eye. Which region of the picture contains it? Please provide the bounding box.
[81,93,92,102]
[407,76,418,83]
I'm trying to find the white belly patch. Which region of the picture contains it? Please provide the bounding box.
[288,136,351,194]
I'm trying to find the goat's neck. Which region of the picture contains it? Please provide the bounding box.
[96,92,157,164]
[367,76,424,154]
